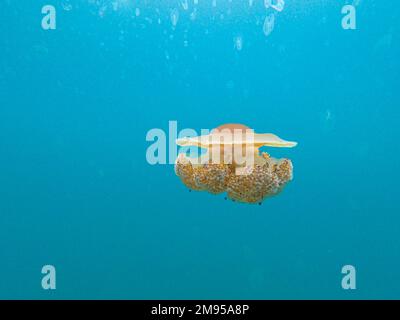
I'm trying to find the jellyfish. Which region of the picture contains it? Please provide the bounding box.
[175,124,297,204]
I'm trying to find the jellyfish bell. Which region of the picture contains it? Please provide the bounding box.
[176,123,297,167]
[176,123,297,149]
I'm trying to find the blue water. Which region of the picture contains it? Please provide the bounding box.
[1,0,399,299]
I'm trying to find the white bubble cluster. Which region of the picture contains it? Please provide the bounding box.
[87,0,287,49]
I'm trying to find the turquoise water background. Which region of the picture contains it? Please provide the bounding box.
[0,0,399,299]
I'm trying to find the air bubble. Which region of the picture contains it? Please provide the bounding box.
[170,8,179,27]
[234,36,243,51]
[263,13,275,37]
[181,0,189,11]
[61,0,72,11]
[271,0,285,12]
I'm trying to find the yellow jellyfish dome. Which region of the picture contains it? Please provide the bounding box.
[175,124,297,204]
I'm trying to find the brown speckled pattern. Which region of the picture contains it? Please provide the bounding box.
[175,152,293,204]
